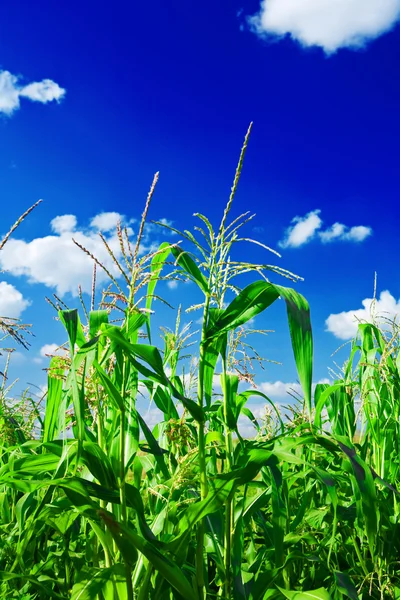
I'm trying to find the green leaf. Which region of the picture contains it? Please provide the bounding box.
[277,586,331,599]
[59,308,86,349]
[59,309,87,442]
[202,307,227,407]
[0,572,65,599]
[238,390,284,433]
[274,285,313,416]
[168,382,205,422]
[171,244,209,294]
[152,384,180,420]
[205,281,313,415]
[100,513,199,600]
[0,451,62,477]
[89,310,109,339]
[81,441,118,489]
[15,491,36,533]
[337,439,379,559]
[173,477,234,540]
[146,242,172,342]
[71,565,125,600]
[334,571,359,600]
[43,357,65,443]
[136,410,170,480]
[270,465,285,568]
[221,372,240,430]
[205,281,280,338]
[93,361,125,411]
[101,326,166,378]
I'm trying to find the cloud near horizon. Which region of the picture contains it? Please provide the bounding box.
[248,0,400,54]
[326,290,400,339]
[278,209,372,249]
[0,210,170,296]
[0,70,65,116]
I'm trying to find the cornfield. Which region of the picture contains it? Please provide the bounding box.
[1,128,400,600]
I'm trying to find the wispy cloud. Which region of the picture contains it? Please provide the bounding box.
[248,0,400,54]
[0,70,65,117]
[278,209,372,249]
[326,290,400,340]
[0,210,170,296]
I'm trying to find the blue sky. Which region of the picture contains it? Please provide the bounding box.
[1,0,400,418]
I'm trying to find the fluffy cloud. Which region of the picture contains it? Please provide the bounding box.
[259,378,330,398]
[90,212,126,232]
[259,380,303,397]
[50,215,77,234]
[0,211,169,296]
[319,223,372,243]
[248,0,400,53]
[279,209,372,248]
[0,70,65,116]
[279,210,322,249]
[0,281,30,318]
[326,290,400,339]
[33,343,67,365]
[39,343,67,357]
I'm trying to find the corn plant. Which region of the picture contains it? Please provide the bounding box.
[1,130,399,600]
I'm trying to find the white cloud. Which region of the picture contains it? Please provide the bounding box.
[0,70,65,116]
[0,211,170,296]
[326,290,400,340]
[259,378,330,398]
[279,210,372,248]
[344,226,372,242]
[90,212,124,232]
[20,79,65,103]
[50,215,77,234]
[248,0,400,53]
[39,343,67,357]
[259,380,303,397]
[167,280,179,290]
[319,223,372,243]
[143,407,164,430]
[34,343,67,365]
[279,210,322,248]
[0,281,30,318]
[318,222,345,243]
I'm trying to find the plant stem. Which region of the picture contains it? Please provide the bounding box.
[222,368,234,600]
[196,293,211,599]
[119,406,134,600]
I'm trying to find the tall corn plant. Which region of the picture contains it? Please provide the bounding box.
[2,144,400,600]
[0,201,40,451]
[0,130,316,600]
[149,123,314,598]
[313,310,400,598]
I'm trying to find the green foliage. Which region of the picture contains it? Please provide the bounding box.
[1,131,400,600]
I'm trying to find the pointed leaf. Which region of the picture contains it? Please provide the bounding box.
[171,244,209,294]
